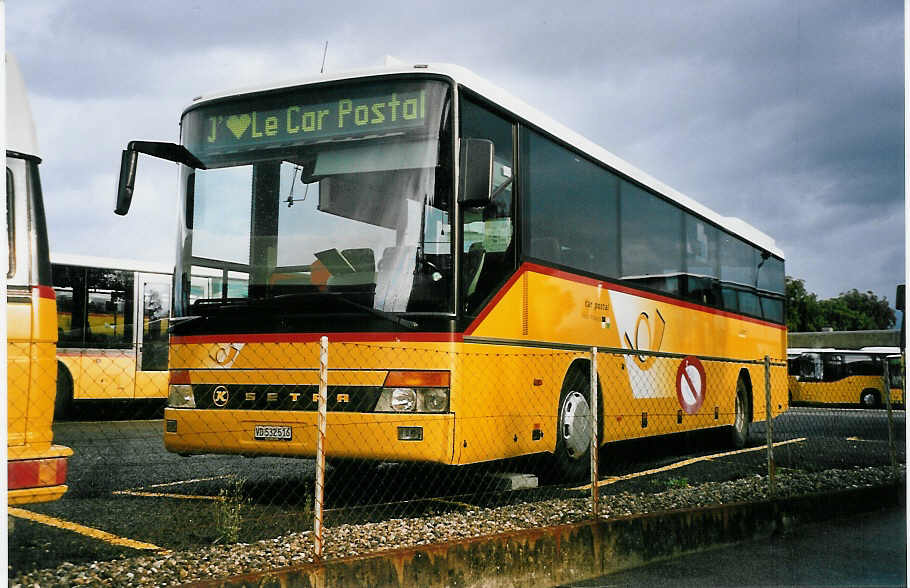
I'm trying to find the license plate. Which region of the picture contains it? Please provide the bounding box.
[254,425,292,441]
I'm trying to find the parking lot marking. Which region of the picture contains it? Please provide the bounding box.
[144,475,233,489]
[113,490,225,501]
[573,437,808,491]
[112,474,235,501]
[8,507,167,551]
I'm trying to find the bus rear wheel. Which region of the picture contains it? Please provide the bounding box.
[54,363,73,420]
[860,389,881,408]
[553,366,598,482]
[731,377,750,449]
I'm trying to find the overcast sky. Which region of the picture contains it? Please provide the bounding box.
[6,0,905,311]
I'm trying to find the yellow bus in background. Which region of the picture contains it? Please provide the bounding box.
[51,254,172,416]
[114,62,787,479]
[6,54,72,505]
[788,347,904,408]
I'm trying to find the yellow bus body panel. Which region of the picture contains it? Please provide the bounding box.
[165,267,787,466]
[8,294,58,451]
[791,374,903,406]
[8,291,73,506]
[58,349,169,400]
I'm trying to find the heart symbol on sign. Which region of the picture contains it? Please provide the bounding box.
[225,114,251,139]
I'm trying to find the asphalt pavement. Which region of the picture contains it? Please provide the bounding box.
[563,505,907,587]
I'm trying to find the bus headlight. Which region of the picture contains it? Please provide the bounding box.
[421,388,448,412]
[390,388,417,412]
[374,387,449,413]
[168,385,195,408]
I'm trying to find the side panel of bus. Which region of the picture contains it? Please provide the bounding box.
[6,155,72,505]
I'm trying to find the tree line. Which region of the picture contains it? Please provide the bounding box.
[785,277,896,332]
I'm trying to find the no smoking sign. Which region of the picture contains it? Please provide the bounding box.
[676,356,706,414]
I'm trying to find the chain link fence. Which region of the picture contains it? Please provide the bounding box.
[9,339,905,577]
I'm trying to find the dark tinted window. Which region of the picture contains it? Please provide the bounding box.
[757,255,785,294]
[760,296,784,322]
[843,354,879,376]
[522,129,619,278]
[685,217,720,306]
[86,268,134,349]
[720,233,756,287]
[53,264,87,348]
[620,181,682,295]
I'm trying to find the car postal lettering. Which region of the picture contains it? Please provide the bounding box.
[198,90,427,153]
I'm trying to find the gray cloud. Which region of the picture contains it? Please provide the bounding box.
[8,0,904,307]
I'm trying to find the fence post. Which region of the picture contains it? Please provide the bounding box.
[314,336,328,560]
[590,347,599,518]
[764,355,775,497]
[881,358,897,469]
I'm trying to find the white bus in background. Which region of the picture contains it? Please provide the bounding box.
[51,253,173,415]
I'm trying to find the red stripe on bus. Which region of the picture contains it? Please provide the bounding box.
[33,285,56,300]
[170,332,465,345]
[467,262,786,333]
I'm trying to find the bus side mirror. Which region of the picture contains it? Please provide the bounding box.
[896,284,904,311]
[115,141,206,216]
[115,149,138,216]
[458,138,493,206]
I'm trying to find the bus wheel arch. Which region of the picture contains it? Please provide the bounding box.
[860,388,881,408]
[54,361,74,420]
[731,369,753,449]
[552,359,603,481]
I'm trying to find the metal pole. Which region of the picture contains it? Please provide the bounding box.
[590,347,599,518]
[314,336,328,560]
[764,355,775,497]
[882,357,896,469]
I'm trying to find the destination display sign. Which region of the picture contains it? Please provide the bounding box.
[183,80,447,161]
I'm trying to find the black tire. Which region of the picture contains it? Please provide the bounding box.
[553,364,601,482]
[731,377,750,449]
[54,363,73,420]
[860,389,881,409]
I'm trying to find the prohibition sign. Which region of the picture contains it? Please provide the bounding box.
[676,356,706,414]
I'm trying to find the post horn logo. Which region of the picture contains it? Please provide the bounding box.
[623,308,666,370]
[210,343,245,368]
[212,385,230,407]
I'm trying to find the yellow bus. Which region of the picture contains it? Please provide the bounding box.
[6,53,72,504]
[50,254,172,416]
[114,62,787,479]
[788,347,904,408]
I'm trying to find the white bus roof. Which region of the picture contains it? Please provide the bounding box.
[51,252,173,276]
[6,53,40,158]
[186,62,783,258]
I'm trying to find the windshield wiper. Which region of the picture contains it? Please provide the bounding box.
[327,293,419,330]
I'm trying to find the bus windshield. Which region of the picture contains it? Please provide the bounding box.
[175,79,452,328]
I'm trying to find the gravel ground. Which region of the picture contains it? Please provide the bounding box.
[11,465,905,587]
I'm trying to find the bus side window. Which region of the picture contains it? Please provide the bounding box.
[799,353,823,381]
[823,354,845,382]
[459,96,516,314]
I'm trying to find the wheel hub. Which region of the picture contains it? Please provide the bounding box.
[560,391,591,459]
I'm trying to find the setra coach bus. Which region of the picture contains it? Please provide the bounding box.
[114,62,787,479]
[6,53,72,504]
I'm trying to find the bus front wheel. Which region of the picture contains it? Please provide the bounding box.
[553,365,600,482]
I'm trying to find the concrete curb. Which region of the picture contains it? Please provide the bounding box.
[187,482,904,588]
